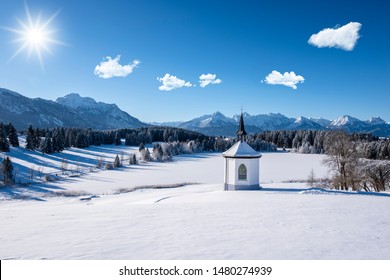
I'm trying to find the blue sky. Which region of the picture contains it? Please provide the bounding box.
[0,0,389,122]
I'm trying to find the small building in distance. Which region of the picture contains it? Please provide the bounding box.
[222,113,262,191]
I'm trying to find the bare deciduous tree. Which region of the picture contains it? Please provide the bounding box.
[322,131,360,191]
[360,160,390,192]
[306,169,316,187]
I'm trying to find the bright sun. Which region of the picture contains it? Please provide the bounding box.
[4,3,64,68]
[27,27,45,46]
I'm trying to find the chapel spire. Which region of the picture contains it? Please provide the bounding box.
[236,112,247,142]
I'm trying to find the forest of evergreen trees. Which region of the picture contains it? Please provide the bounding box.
[1,122,389,160]
[0,124,277,155]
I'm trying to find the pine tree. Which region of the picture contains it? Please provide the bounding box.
[40,133,53,154]
[153,144,163,161]
[33,127,41,149]
[142,148,151,162]
[139,142,145,151]
[113,154,121,168]
[0,123,10,152]
[129,153,137,165]
[64,129,73,148]
[115,132,121,145]
[163,129,169,142]
[52,129,65,152]
[75,132,88,148]
[45,137,53,154]
[25,125,35,150]
[7,123,19,147]
[1,156,14,185]
[124,133,131,146]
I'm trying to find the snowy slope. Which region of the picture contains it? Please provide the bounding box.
[1,144,389,260]
[1,182,389,260]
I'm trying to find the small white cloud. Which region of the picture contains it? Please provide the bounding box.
[157,73,193,91]
[94,55,140,79]
[199,73,222,88]
[308,22,362,51]
[263,70,304,90]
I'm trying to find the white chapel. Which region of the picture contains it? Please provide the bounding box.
[222,113,262,191]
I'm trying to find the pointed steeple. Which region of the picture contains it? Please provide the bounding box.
[236,113,247,142]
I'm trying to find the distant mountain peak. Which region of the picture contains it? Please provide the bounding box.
[330,115,361,126]
[295,116,306,123]
[56,93,99,109]
[367,116,386,125]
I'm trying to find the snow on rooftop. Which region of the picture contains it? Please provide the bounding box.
[222,141,262,158]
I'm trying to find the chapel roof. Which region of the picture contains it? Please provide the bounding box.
[222,140,262,158]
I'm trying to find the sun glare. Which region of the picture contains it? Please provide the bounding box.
[27,27,45,46]
[3,2,64,68]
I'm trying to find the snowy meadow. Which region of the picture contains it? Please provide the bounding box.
[1,143,390,260]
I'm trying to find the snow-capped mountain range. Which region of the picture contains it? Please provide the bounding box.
[0,88,147,129]
[176,112,390,137]
[1,88,389,137]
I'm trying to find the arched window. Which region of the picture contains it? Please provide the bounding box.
[238,164,247,180]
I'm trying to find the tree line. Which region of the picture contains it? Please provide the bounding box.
[254,130,390,160]
[2,125,276,154]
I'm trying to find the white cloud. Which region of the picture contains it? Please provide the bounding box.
[199,73,222,88]
[263,70,304,90]
[94,55,140,78]
[157,73,193,91]
[308,22,362,51]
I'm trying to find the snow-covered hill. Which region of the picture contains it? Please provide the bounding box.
[1,143,389,260]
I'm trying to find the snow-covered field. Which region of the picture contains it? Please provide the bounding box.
[1,144,390,260]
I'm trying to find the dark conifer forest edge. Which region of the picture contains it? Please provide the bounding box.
[0,122,389,161]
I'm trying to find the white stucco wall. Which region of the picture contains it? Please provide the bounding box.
[224,157,260,186]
